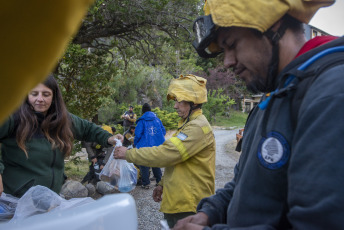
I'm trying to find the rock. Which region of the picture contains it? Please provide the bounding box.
[85,183,96,197]
[96,181,117,195]
[60,180,88,199]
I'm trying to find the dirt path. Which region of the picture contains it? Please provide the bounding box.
[213,128,241,190]
[129,127,241,230]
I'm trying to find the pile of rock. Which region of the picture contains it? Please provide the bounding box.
[60,180,118,199]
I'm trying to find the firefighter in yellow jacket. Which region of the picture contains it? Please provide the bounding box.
[114,74,216,228]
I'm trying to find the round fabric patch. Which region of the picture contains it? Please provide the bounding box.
[257,131,290,169]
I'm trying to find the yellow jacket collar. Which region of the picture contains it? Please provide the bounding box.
[178,109,203,129]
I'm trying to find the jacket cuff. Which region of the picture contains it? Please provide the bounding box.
[197,202,221,227]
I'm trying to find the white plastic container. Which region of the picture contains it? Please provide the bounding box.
[0,193,138,230]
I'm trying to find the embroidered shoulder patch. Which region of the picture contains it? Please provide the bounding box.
[257,131,290,170]
[177,132,188,141]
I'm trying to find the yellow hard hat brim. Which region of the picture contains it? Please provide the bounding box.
[206,0,335,33]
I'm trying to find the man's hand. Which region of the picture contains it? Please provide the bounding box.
[0,174,3,196]
[172,212,209,230]
[172,223,204,230]
[153,185,163,202]
[114,146,128,159]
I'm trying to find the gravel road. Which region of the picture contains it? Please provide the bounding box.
[128,127,241,230]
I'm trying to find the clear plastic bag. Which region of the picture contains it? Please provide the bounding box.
[99,140,137,192]
[0,193,19,221]
[10,185,94,222]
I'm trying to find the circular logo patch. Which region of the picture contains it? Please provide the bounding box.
[257,131,290,169]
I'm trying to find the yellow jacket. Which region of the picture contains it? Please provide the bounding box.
[126,109,216,213]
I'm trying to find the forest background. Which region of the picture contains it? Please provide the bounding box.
[54,0,250,136]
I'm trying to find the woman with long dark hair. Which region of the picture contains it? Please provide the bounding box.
[0,74,118,197]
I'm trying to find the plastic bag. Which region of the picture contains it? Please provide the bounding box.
[0,193,19,221]
[99,140,137,192]
[10,185,94,222]
[160,219,170,230]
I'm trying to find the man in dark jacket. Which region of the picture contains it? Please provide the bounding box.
[135,103,166,189]
[121,105,137,132]
[174,0,344,229]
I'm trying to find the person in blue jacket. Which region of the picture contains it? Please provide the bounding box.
[134,103,166,189]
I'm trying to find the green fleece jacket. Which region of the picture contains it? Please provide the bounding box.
[0,113,112,197]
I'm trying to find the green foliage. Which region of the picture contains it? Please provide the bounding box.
[152,107,179,130]
[212,111,248,128]
[70,156,82,166]
[75,0,201,65]
[203,89,236,124]
[98,101,123,124]
[53,0,249,125]
[113,123,124,134]
[109,61,173,106]
[98,102,179,131]
[56,44,116,120]
[71,141,82,157]
[98,103,138,124]
[64,159,89,181]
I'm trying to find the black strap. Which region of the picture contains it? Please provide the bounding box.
[290,52,344,129]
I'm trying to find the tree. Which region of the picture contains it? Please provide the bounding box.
[203,89,236,123]
[73,0,202,63]
[56,44,116,120]
[55,0,207,119]
[197,65,250,111]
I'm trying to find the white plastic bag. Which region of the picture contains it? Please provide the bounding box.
[0,193,19,221]
[99,140,137,192]
[10,185,94,222]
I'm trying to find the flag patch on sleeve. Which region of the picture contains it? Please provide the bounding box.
[177,132,188,141]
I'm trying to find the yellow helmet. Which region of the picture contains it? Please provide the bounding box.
[167,74,207,104]
[193,0,334,58]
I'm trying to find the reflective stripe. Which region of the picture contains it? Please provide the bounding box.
[170,137,189,161]
[201,126,211,134]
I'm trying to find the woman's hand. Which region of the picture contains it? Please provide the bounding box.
[108,134,124,146]
[114,134,124,143]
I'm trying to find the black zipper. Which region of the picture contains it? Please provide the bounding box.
[49,149,56,189]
